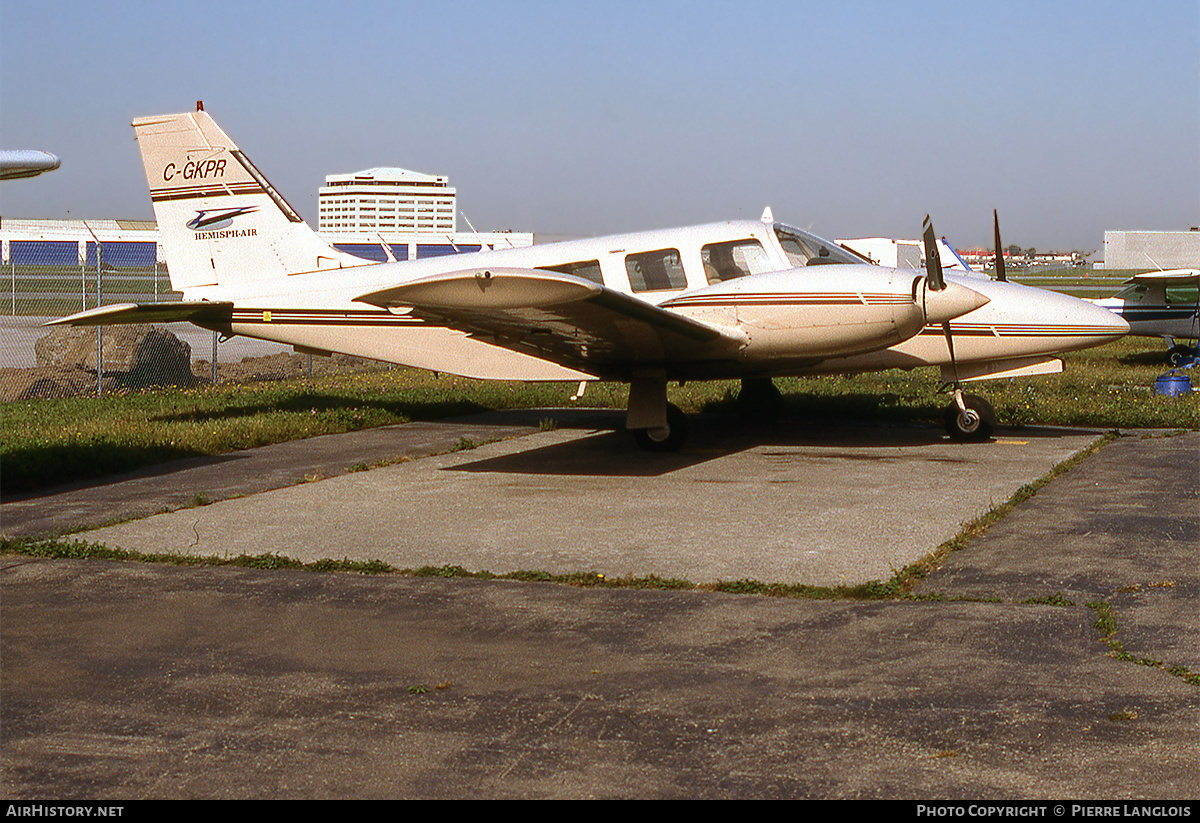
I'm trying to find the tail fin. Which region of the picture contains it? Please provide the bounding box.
[133,108,353,293]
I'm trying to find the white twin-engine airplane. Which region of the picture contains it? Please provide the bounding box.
[51,107,1128,450]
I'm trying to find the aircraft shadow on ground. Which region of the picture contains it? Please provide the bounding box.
[1118,349,1176,367]
[1,449,247,503]
[445,414,1081,478]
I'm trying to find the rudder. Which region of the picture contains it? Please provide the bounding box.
[133,108,353,294]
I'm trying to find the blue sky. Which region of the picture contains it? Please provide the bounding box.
[1,0,1196,253]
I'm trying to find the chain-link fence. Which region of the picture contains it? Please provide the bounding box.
[1,232,291,401]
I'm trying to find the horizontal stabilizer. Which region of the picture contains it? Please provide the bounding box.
[45,301,234,327]
[355,268,746,377]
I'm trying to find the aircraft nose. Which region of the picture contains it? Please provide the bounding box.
[1080,295,1131,337]
[1023,282,1130,351]
[922,280,991,324]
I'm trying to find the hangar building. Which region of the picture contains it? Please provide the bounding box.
[1103,230,1200,270]
[1,218,533,276]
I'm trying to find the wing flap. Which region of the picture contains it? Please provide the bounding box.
[355,267,747,376]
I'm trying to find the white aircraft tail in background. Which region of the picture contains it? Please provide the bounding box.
[839,236,981,275]
[51,105,1128,450]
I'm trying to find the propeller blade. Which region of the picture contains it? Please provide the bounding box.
[922,215,964,386]
[993,210,1007,282]
[922,215,945,291]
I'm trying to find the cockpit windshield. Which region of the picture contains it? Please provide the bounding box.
[773,224,871,267]
[1114,284,1148,302]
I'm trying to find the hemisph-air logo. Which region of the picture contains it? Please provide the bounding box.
[186,206,259,232]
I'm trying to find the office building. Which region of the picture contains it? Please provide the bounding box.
[319,167,456,234]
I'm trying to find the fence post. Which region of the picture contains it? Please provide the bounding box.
[80,241,86,314]
[82,224,104,398]
[96,240,103,397]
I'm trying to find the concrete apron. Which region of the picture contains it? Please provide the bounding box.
[75,422,1106,587]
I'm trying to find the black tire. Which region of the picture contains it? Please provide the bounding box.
[633,403,688,452]
[944,394,996,442]
[1166,345,1196,367]
[734,378,784,421]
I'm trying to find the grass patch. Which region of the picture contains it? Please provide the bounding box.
[1086,599,1200,687]
[1022,592,1076,607]
[0,536,368,573]
[2,338,1194,495]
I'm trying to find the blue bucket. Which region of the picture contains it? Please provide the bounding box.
[1153,371,1193,397]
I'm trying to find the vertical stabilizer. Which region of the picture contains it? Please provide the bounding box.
[133,109,353,293]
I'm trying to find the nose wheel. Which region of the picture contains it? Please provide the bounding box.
[943,392,996,442]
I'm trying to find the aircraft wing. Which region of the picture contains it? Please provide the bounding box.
[45,301,234,327]
[355,267,748,378]
[1126,269,1200,284]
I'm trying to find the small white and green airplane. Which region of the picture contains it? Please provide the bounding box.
[1092,270,1199,365]
[51,106,1128,450]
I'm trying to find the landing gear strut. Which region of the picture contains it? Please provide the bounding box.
[627,373,689,452]
[943,391,996,442]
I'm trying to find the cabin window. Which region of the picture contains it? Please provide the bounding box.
[626,248,687,292]
[701,239,773,284]
[544,259,604,286]
[1165,286,1199,305]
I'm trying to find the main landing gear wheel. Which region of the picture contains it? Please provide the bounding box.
[1166,344,1197,367]
[633,403,688,452]
[944,394,996,442]
[735,377,784,421]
